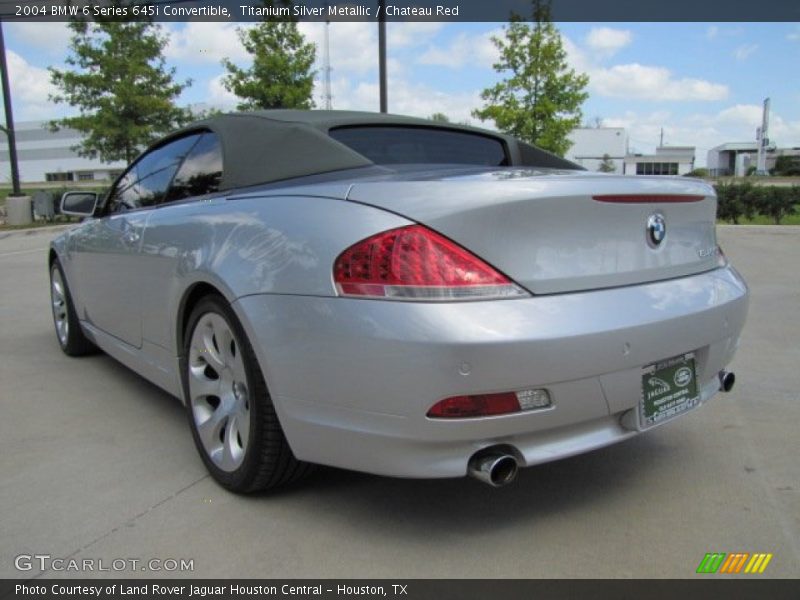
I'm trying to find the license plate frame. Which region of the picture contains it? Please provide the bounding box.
[640,353,700,430]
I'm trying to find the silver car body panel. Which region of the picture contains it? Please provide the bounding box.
[51,169,748,479]
[233,265,746,477]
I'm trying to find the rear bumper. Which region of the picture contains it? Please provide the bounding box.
[233,265,748,478]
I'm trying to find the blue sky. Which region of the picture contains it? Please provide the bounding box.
[4,21,800,166]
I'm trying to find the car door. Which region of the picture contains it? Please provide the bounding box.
[70,134,203,348]
[137,132,225,351]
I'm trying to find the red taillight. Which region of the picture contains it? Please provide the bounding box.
[427,393,521,418]
[333,225,527,300]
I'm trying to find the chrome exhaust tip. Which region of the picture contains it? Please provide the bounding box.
[719,371,736,393]
[468,451,519,487]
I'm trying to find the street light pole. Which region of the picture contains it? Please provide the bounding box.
[378,4,387,113]
[0,22,22,196]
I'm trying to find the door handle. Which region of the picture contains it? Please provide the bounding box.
[123,230,140,244]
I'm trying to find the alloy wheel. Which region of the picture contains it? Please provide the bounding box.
[188,313,251,472]
[51,267,69,347]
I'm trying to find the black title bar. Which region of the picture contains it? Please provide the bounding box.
[3,580,800,600]
[2,0,800,22]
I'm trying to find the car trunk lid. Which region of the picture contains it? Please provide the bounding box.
[346,169,718,295]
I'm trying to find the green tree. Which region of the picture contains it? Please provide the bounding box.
[49,20,191,164]
[756,186,798,224]
[429,112,451,123]
[772,155,800,176]
[472,1,589,156]
[222,22,316,111]
[597,154,616,173]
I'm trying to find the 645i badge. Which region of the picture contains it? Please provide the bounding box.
[638,353,700,429]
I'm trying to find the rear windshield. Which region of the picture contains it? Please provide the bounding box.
[329,126,508,166]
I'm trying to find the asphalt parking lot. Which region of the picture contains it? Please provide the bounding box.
[1,224,798,579]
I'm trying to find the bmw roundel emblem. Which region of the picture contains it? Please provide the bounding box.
[647,213,666,246]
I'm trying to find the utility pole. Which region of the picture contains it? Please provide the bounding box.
[756,97,770,175]
[378,3,387,113]
[0,22,21,196]
[659,127,664,148]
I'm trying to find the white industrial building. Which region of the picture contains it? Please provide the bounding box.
[0,120,125,185]
[624,146,696,176]
[566,127,627,174]
[567,127,695,176]
[706,143,800,177]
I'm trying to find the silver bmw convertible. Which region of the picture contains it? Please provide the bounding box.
[49,110,749,492]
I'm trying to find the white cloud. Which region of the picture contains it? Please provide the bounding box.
[733,44,758,61]
[716,104,763,126]
[590,64,728,101]
[207,74,239,109]
[166,22,382,75]
[584,27,632,58]
[713,104,800,142]
[415,28,725,104]
[418,30,496,69]
[773,117,800,141]
[388,22,445,47]
[299,22,377,75]
[4,51,57,121]
[705,26,719,40]
[560,34,592,74]
[561,32,727,102]
[7,22,72,56]
[787,26,800,41]
[418,34,469,68]
[164,22,249,65]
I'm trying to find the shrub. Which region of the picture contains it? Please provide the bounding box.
[715,181,758,224]
[756,186,798,224]
[772,155,800,176]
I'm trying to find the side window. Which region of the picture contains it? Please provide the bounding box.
[106,168,137,213]
[165,133,223,203]
[106,134,202,213]
[133,135,199,184]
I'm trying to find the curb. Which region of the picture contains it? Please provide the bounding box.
[0,224,74,240]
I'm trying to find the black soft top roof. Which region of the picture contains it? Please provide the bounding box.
[159,110,581,191]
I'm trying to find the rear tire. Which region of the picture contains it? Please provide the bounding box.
[50,260,96,356]
[182,295,312,493]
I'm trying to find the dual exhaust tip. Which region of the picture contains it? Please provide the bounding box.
[468,370,737,487]
[468,450,519,487]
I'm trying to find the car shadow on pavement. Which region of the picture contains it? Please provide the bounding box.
[244,432,677,538]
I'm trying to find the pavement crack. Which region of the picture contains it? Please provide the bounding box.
[29,474,209,580]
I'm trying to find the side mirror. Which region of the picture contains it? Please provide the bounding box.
[61,191,98,217]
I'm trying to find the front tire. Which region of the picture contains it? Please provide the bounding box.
[50,260,96,356]
[183,295,312,493]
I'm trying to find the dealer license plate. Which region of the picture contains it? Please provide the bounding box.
[640,353,699,429]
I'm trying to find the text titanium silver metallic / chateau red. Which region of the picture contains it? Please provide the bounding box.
[49,111,748,492]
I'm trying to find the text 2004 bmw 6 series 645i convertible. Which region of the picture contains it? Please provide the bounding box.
[50,111,749,492]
